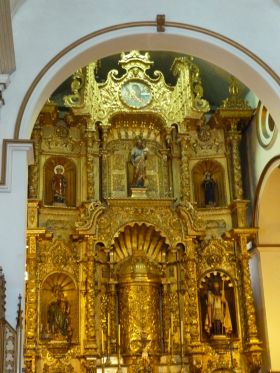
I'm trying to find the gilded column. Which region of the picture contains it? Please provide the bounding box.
[28,123,41,199]
[184,237,200,346]
[108,279,117,354]
[180,135,191,202]
[234,230,262,371]
[85,236,97,351]
[162,279,171,354]
[85,129,95,200]
[25,234,38,372]
[227,120,243,200]
[237,233,259,343]
[161,147,170,197]
[101,126,108,199]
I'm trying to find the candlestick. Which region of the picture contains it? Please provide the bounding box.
[101,329,104,354]
[108,312,110,337]
[171,313,174,334]
[118,324,121,346]
[168,328,171,353]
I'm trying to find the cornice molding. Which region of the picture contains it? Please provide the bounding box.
[0,140,33,192]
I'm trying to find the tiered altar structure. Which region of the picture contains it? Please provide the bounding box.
[25,51,262,372]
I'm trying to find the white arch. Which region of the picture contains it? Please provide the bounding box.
[254,156,280,243]
[17,25,280,139]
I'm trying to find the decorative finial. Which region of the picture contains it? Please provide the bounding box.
[221,75,250,110]
[16,293,23,329]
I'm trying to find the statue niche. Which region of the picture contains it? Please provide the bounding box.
[199,272,237,339]
[44,157,76,207]
[104,113,170,199]
[40,273,78,345]
[192,160,226,208]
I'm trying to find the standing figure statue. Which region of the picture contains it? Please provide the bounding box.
[47,286,73,341]
[202,171,216,207]
[204,280,232,336]
[52,164,67,204]
[131,138,148,188]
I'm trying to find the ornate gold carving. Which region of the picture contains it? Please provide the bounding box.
[75,200,106,232]
[27,200,40,228]
[222,76,251,111]
[64,51,209,129]
[63,68,85,107]
[26,50,264,372]
[192,159,227,208]
[190,125,224,155]
[85,129,96,200]
[228,229,262,366]
[183,238,200,346]
[85,236,97,350]
[198,238,235,278]
[180,135,191,202]
[28,124,41,199]
[118,254,161,360]
[25,235,39,345]
[227,124,244,200]
[113,224,168,262]
[43,360,74,373]
[39,239,79,280]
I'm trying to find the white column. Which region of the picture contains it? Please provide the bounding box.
[250,247,280,372]
[0,142,33,326]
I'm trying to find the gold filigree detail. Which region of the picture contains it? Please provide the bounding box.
[222,76,251,110]
[64,51,209,129]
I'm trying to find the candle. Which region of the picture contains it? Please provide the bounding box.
[171,313,174,334]
[180,320,184,345]
[101,329,104,354]
[108,313,110,337]
[118,324,121,346]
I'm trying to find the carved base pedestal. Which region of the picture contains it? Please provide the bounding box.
[130,188,147,199]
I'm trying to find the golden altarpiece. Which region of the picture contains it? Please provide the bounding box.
[25,51,262,373]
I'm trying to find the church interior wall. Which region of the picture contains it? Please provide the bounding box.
[0,1,279,371]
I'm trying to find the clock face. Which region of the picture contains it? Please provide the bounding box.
[120,81,152,109]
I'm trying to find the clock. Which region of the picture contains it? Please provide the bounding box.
[120,81,152,109]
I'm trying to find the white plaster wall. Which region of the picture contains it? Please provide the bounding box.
[246,119,280,200]
[256,247,280,371]
[0,144,32,324]
[250,250,270,372]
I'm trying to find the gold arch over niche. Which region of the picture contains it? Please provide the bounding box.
[112,222,169,262]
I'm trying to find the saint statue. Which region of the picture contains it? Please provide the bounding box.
[138,345,152,373]
[52,165,67,204]
[47,286,72,341]
[202,171,216,206]
[204,280,232,336]
[131,138,148,188]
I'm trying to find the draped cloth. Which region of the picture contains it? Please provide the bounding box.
[205,291,232,335]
